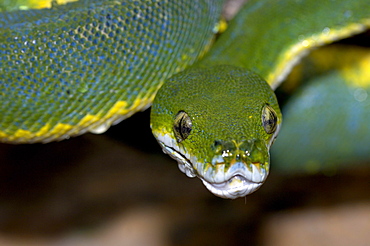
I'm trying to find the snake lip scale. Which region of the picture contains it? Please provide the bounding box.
[160,143,197,178]
[201,175,262,200]
[156,133,266,199]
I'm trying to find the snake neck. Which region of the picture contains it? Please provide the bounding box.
[198,0,370,89]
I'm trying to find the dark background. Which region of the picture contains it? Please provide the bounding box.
[0,109,369,246]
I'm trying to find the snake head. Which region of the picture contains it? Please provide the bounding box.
[151,65,281,199]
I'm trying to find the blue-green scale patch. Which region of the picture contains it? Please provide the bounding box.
[0,0,223,140]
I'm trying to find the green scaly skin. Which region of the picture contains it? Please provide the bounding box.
[151,66,281,198]
[151,0,370,198]
[0,0,223,143]
[201,0,370,88]
[1,0,370,199]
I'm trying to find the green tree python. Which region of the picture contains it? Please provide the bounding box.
[0,0,369,199]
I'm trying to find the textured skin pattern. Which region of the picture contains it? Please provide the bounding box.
[151,65,281,198]
[0,0,223,143]
[200,0,370,87]
[150,0,370,198]
[151,65,281,164]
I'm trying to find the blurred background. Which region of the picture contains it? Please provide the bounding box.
[0,0,369,245]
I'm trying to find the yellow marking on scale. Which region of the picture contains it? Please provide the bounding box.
[34,124,52,137]
[104,101,129,118]
[267,20,370,89]
[47,122,74,136]
[26,0,79,10]
[0,97,152,144]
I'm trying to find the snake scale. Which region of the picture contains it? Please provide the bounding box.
[0,0,369,198]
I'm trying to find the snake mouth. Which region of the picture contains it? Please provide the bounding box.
[201,175,263,199]
[153,132,267,199]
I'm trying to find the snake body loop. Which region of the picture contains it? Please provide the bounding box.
[1,0,370,198]
[0,0,223,143]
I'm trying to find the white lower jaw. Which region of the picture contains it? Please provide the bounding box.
[154,132,267,199]
[201,175,263,199]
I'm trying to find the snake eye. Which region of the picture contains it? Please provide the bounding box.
[262,104,278,134]
[173,111,192,142]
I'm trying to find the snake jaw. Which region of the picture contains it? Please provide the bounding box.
[201,175,263,199]
[198,158,268,199]
[154,132,197,178]
[158,140,197,178]
[154,132,269,199]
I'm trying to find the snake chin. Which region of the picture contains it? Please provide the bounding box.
[153,132,267,199]
[201,175,263,199]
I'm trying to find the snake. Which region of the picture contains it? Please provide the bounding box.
[0,0,369,199]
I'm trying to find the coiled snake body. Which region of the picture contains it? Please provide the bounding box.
[1,0,369,198]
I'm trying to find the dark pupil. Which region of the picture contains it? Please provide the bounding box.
[266,113,275,126]
[174,111,192,142]
[179,115,191,139]
[264,107,277,133]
